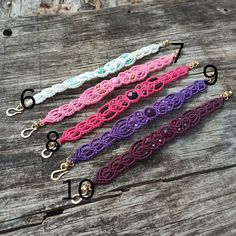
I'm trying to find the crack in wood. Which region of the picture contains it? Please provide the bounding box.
[162,164,236,182]
[0,166,235,233]
[157,204,236,230]
[0,221,44,235]
[0,0,235,234]
[2,191,235,234]
[43,208,64,218]
[104,163,236,194]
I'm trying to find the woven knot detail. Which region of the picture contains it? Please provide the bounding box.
[70,80,207,165]
[43,54,175,125]
[57,65,190,144]
[93,96,224,184]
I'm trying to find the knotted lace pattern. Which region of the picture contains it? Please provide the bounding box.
[93,97,224,184]
[33,44,161,104]
[71,80,207,163]
[42,54,175,124]
[57,65,190,144]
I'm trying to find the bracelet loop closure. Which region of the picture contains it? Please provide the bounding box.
[71,181,93,204]
[51,158,74,181]
[21,120,44,138]
[6,104,24,117]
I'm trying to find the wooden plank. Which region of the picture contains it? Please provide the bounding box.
[0,0,147,18]
[2,169,236,235]
[0,0,235,234]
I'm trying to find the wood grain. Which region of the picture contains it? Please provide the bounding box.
[0,0,146,18]
[0,0,236,235]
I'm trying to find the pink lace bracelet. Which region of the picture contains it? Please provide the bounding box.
[41,61,199,158]
[7,40,170,116]
[65,90,233,204]
[50,79,210,181]
[21,52,178,138]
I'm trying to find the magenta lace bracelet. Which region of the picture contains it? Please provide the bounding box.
[21,53,176,138]
[93,95,228,185]
[64,90,232,205]
[42,62,200,159]
[71,80,207,164]
[42,54,176,125]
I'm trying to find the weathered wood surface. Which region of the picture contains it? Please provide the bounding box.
[0,0,236,235]
[0,0,147,18]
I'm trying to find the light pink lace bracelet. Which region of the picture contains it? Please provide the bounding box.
[21,52,178,138]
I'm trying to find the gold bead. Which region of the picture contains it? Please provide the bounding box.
[160,39,170,48]
[222,90,233,100]
[188,61,199,69]
[81,181,92,195]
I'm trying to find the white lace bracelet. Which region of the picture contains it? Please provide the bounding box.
[6,40,170,116]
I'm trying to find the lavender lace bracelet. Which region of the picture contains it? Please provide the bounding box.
[71,80,207,163]
[66,89,232,204]
[51,79,213,181]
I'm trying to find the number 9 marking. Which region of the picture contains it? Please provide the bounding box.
[203,64,218,85]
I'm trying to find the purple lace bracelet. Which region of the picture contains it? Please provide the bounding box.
[51,79,211,181]
[71,80,207,162]
[93,95,228,185]
[63,90,233,205]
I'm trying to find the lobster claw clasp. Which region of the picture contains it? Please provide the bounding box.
[6,104,24,117]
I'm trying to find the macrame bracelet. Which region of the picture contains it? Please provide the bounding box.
[50,90,232,204]
[7,40,170,116]
[43,61,199,159]
[93,92,232,184]
[71,80,207,164]
[50,79,210,180]
[21,52,177,138]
